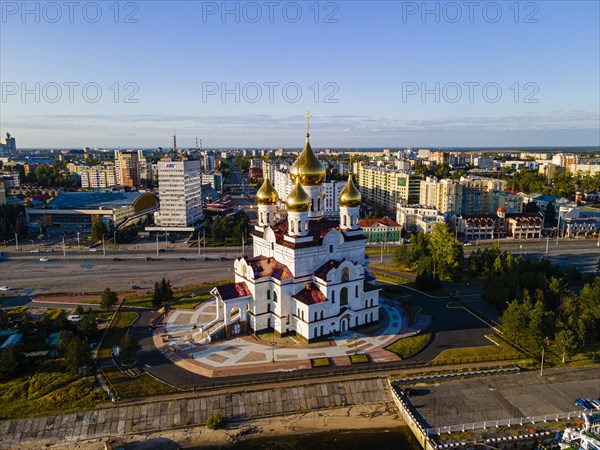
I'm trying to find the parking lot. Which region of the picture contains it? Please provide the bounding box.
[408,366,600,428]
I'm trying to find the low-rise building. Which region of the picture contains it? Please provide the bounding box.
[396,204,445,234]
[357,218,402,243]
[26,191,159,231]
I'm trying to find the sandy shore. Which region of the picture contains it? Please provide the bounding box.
[8,402,407,449]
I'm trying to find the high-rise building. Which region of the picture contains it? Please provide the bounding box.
[356,165,420,212]
[115,151,140,188]
[419,177,462,215]
[0,132,16,157]
[151,160,204,231]
[459,176,507,215]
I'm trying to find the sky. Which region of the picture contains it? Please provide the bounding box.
[1,0,599,149]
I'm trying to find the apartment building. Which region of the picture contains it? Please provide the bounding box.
[150,160,204,231]
[357,165,420,212]
[114,151,140,189]
[419,177,462,215]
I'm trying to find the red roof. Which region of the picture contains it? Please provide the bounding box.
[315,259,343,280]
[215,282,251,300]
[246,256,292,280]
[358,217,400,228]
[497,207,506,213]
[293,283,327,306]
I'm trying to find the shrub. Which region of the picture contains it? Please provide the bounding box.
[206,412,227,430]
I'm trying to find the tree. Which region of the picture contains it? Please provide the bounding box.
[100,287,118,311]
[57,330,74,355]
[91,221,108,241]
[64,337,88,372]
[0,344,28,381]
[152,278,173,307]
[77,314,98,342]
[429,224,463,281]
[119,333,141,358]
[554,328,577,363]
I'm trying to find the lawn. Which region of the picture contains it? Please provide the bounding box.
[311,357,331,368]
[431,335,523,365]
[97,311,138,359]
[0,362,103,419]
[101,365,178,399]
[384,329,432,359]
[172,292,213,309]
[349,354,369,364]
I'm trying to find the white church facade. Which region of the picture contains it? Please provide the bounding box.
[211,115,380,343]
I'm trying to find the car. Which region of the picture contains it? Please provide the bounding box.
[0,286,11,291]
[463,242,473,246]
[67,315,83,322]
[145,257,153,261]
[89,247,98,252]
[179,257,187,261]
[30,249,39,253]
[132,285,141,289]
[39,257,49,262]
[113,258,122,261]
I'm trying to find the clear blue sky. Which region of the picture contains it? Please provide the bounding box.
[1,0,599,148]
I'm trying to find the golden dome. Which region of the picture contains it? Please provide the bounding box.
[286,180,311,212]
[338,174,362,208]
[256,176,278,205]
[290,134,326,186]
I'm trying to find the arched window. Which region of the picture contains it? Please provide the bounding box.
[342,267,349,282]
[267,303,271,312]
[301,310,304,320]
[242,265,247,278]
[311,199,314,212]
[273,291,278,302]
[314,311,318,322]
[260,212,264,223]
[267,317,271,328]
[355,285,358,297]
[317,197,321,210]
[365,313,369,323]
[290,221,295,233]
[267,290,271,300]
[340,287,348,306]
[266,212,270,223]
[329,244,334,253]
[343,215,347,227]
[331,290,335,303]
[320,310,324,320]
[370,312,374,322]
[320,325,324,336]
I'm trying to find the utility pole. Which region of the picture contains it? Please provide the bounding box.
[546,236,549,254]
[242,233,245,258]
[14,232,18,251]
[62,235,66,257]
[156,234,159,256]
[76,231,80,250]
[102,236,105,256]
[197,234,201,256]
[540,345,545,377]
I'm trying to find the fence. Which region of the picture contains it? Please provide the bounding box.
[427,410,582,436]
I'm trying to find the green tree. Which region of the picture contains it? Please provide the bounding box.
[77,314,98,342]
[429,223,463,281]
[57,330,74,355]
[100,287,118,311]
[91,221,108,241]
[64,337,88,372]
[0,344,28,381]
[554,328,577,363]
[152,281,163,307]
[152,278,173,307]
[119,333,141,358]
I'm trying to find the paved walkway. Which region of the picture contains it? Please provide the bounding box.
[152,298,431,377]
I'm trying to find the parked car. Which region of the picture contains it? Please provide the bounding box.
[30,249,39,253]
[89,248,98,252]
[463,242,473,246]
[0,286,11,291]
[39,257,49,262]
[67,315,83,322]
[145,257,153,261]
[113,258,122,261]
[179,257,187,261]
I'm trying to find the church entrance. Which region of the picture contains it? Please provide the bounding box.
[340,317,348,331]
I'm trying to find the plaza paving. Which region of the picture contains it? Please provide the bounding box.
[152,298,431,377]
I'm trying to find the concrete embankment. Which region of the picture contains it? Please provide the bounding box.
[0,377,393,447]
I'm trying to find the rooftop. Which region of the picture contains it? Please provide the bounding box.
[39,192,149,210]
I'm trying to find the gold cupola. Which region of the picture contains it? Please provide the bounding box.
[286,179,311,212]
[256,175,278,206]
[338,174,362,208]
[290,112,326,186]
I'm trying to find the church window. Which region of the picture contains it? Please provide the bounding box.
[329,244,334,253]
[274,291,278,302]
[342,267,349,282]
[290,221,295,233]
[340,287,348,306]
[317,197,321,210]
[267,303,271,312]
[355,285,358,297]
[267,290,271,300]
[331,290,335,303]
[311,199,314,211]
[267,317,271,328]
[301,310,304,320]
[242,265,247,278]
[343,215,347,227]
[320,310,324,320]
[320,325,324,336]
[260,212,264,223]
[266,212,270,223]
[314,312,318,322]
[370,312,373,322]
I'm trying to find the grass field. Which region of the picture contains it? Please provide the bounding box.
[384,329,432,359]
[101,366,178,399]
[0,362,103,420]
[431,335,522,365]
[172,292,213,309]
[97,311,138,359]
[311,357,331,368]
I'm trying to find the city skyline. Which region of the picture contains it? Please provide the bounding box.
[1,1,599,147]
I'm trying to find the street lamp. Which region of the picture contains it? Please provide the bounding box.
[76,231,80,250]
[353,335,359,355]
[14,232,19,251]
[540,337,549,377]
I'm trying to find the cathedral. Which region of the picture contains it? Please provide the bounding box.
[211,115,380,343]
